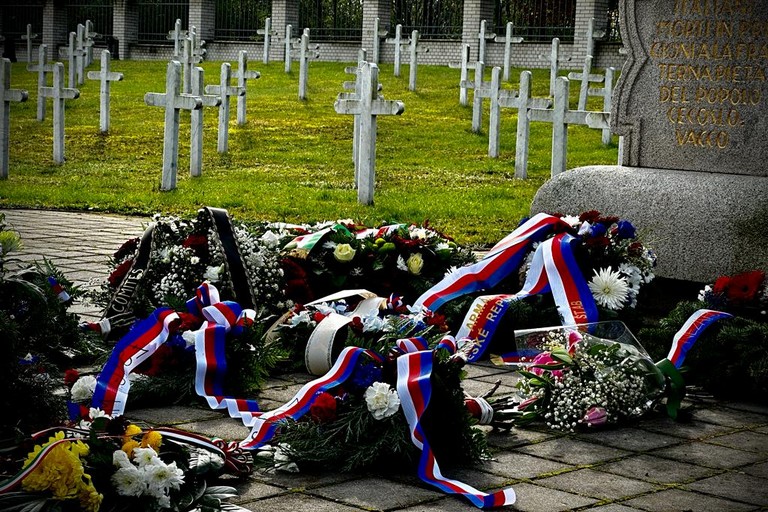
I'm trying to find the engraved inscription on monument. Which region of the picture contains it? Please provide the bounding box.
[612,0,768,176]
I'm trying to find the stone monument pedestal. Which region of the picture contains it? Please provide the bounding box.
[531,165,768,282]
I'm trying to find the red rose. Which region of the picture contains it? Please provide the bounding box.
[313,311,328,323]
[350,316,364,334]
[309,392,337,423]
[64,369,79,388]
[113,237,139,260]
[182,234,209,257]
[108,259,134,287]
[628,242,644,257]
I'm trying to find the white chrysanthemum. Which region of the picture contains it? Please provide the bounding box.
[588,268,630,310]
[133,447,161,467]
[364,382,401,420]
[113,449,133,469]
[396,255,408,272]
[70,375,97,402]
[361,310,386,332]
[112,466,146,497]
[561,215,581,227]
[203,264,224,282]
[144,460,185,491]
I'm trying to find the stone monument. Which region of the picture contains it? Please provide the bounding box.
[532,0,768,281]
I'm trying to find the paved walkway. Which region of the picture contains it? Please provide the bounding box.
[2,208,768,512]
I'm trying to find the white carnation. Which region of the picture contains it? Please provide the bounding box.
[364,382,401,420]
[70,375,97,402]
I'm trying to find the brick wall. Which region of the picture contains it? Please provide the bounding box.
[42,0,67,49]
[189,0,216,42]
[113,0,138,60]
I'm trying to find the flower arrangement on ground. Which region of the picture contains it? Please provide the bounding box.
[0,414,250,511]
[508,323,666,431]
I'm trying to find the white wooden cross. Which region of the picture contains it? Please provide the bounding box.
[233,50,260,125]
[459,61,493,133]
[567,55,604,111]
[166,19,187,58]
[256,17,273,64]
[182,26,206,94]
[189,66,221,178]
[0,58,28,179]
[205,62,244,154]
[334,62,404,205]
[487,68,551,178]
[371,17,388,64]
[539,37,571,97]
[529,76,610,177]
[85,20,98,67]
[582,18,606,65]
[40,62,80,165]
[298,29,320,100]
[494,22,524,82]
[385,24,404,77]
[477,20,495,65]
[28,44,54,121]
[75,24,87,85]
[22,24,39,64]
[284,24,295,73]
[406,30,428,92]
[86,49,124,133]
[448,44,473,106]
[67,32,85,88]
[144,60,202,190]
[587,66,615,144]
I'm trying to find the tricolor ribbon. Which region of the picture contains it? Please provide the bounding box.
[666,309,733,368]
[413,213,567,311]
[284,224,353,255]
[91,308,180,417]
[47,276,71,302]
[397,350,516,508]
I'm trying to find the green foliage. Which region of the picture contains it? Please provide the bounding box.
[2,61,618,247]
[639,301,768,400]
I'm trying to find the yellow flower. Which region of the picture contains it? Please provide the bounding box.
[122,440,140,458]
[406,253,424,275]
[78,481,103,512]
[141,430,163,451]
[123,424,142,439]
[333,243,356,262]
[21,431,94,503]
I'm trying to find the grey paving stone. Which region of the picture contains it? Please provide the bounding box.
[251,467,357,490]
[486,427,556,449]
[125,405,222,424]
[705,430,768,454]
[576,428,683,452]
[722,402,768,416]
[481,450,575,480]
[536,467,658,500]
[741,461,768,479]
[463,362,512,379]
[174,417,252,441]
[686,471,768,506]
[756,426,768,434]
[691,407,768,428]
[257,382,305,404]
[639,417,735,440]
[240,492,364,511]
[623,488,755,512]
[398,496,493,511]
[309,476,442,510]
[460,378,517,399]
[216,475,286,503]
[596,454,719,484]
[506,482,597,512]
[516,438,631,466]
[584,505,645,512]
[651,441,767,469]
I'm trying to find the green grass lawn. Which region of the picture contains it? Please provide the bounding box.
[1,58,618,246]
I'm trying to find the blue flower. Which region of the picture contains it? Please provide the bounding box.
[590,223,607,238]
[616,220,636,239]
[350,362,383,390]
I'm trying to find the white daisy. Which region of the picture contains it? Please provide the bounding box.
[588,268,630,310]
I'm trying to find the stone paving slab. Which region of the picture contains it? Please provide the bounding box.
[5,208,768,511]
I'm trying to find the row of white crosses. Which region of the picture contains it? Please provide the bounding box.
[386,25,428,91]
[282,26,320,99]
[66,21,98,89]
[335,60,404,205]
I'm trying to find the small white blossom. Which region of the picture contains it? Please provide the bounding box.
[365,382,401,420]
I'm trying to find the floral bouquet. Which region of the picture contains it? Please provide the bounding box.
[698,270,767,321]
[0,414,250,511]
[272,220,477,305]
[505,322,668,431]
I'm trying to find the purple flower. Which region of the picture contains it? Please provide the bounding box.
[616,220,636,239]
[582,406,608,427]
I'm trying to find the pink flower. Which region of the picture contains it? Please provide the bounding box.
[582,406,608,427]
[567,331,583,355]
[530,352,563,380]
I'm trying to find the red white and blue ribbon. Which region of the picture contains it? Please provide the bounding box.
[239,346,370,449]
[47,276,71,302]
[396,350,516,508]
[667,309,733,368]
[413,213,567,311]
[92,308,179,417]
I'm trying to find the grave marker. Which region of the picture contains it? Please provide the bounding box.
[477,20,495,65]
[86,49,124,133]
[567,55,604,111]
[67,32,79,88]
[166,19,187,58]
[205,62,244,154]
[182,26,206,94]
[371,17,387,64]
[0,58,28,179]
[75,24,86,85]
[22,24,38,64]
[233,50,260,125]
[528,76,610,177]
[298,30,320,100]
[39,62,80,165]
[406,30,427,92]
[144,60,202,190]
[494,22,524,82]
[386,24,404,77]
[459,61,493,133]
[84,20,98,67]
[540,37,570,97]
[284,25,294,73]
[189,66,221,178]
[28,44,54,121]
[487,68,551,170]
[256,17,273,64]
[448,44,472,106]
[587,66,615,144]
[334,62,404,205]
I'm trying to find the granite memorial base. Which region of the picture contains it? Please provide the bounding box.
[531,165,768,283]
